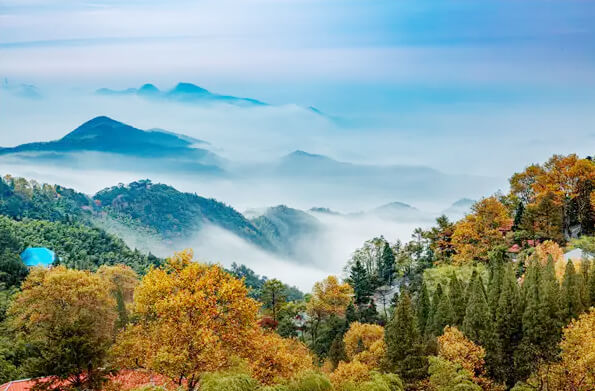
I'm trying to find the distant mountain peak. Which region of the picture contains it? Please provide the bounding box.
[451,198,475,207]
[285,150,330,160]
[169,82,209,95]
[376,201,417,210]
[138,83,160,95]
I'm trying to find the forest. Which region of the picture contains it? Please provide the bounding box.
[0,153,594,391]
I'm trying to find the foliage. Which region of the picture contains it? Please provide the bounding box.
[307,276,353,341]
[200,371,259,391]
[112,250,260,390]
[428,356,481,391]
[513,309,595,391]
[8,266,117,390]
[451,197,512,264]
[342,322,385,368]
[261,279,288,322]
[437,327,485,378]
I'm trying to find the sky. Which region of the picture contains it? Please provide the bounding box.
[1,0,595,288]
[2,0,595,176]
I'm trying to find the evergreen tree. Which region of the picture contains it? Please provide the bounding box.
[349,260,373,306]
[490,263,522,387]
[345,301,358,325]
[560,260,584,324]
[537,258,562,359]
[384,292,427,381]
[487,252,505,317]
[579,259,591,308]
[416,282,431,337]
[515,260,543,381]
[358,300,380,324]
[462,275,491,347]
[427,283,444,336]
[590,260,595,307]
[328,333,347,369]
[380,242,396,286]
[432,288,455,336]
[448,273,466,326]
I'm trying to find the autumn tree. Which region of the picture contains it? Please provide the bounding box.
[97,264,139,330]
[513,309,595,391]
[437,327,486,380]
[112,250,261,391]
[8,266,117,390]
[451,197,512,264]
[342,322,385,369]
[307,276,353,341]
[428,356,481,391]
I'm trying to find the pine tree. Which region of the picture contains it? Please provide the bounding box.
[432,288,455,336]
[416,282,431,337]
[428,284,444,336]
[579,259,591,309]
[590,260,595,307]
[349,260,373,306]
[448,273,466,326]
[560,260,584,324]
[328,333,348,369]
[345,301,358,325]
[537,258,562,359]
[384,292,427,381]
[515,260,543,381]
[490,263,522,387]
[487,253,505,318]
[462,275,491,347]
[381,242,396,286]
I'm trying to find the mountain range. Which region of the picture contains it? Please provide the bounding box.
[96,82,267,107]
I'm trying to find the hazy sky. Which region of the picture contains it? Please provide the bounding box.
[1,0,595,175]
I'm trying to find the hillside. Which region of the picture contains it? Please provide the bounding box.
[93,180,273,249]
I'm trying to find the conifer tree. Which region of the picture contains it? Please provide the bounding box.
[416,282,431,337]
[537,258,562,359]
[579,259,591,308]
[560,260,584,324]
[432,288,455,336]
[384,292,427,381]
[349,259,372,306]
[487,254,505,318]
[590,260,595,307]
[448,273,466,326]
[345,301,358,325]
[462,276,491,347]
[328,333,348,370]
[515,260,543,381]
[381,242,396,286]
[428,284,444,336]
[490,263,522,387]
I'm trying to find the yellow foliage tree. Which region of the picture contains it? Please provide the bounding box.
[451,197,512,264]
[515,309,595,391]
[112,250,260,391]
[330,361,371,391]
[307,276,353,340]
[246,331,314,385]
[342,322,385,369]
[8,266,117,390]
[437,326,485,378]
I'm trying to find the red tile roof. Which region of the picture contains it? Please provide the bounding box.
[0,371,172,391]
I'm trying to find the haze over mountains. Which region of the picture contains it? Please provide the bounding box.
[96,82,268,107]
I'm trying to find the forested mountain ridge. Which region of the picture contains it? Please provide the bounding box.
[94,180,273,249]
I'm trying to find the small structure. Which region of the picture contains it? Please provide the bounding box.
[20,247,55,268]
[564,248,585,262]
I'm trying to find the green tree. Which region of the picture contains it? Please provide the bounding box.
[490,263,522,387]
[428,356,481,391]
[348,260,373,307]
[432,288,455,336]
[448,273,466,326]
[380,242,396,286]
[384,292,427,381]
[462,276,491,347]
[416,282,431,337]
[560,260,585,324]
[261,279,287,322]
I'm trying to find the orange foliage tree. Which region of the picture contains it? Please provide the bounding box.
[451,197,512,264]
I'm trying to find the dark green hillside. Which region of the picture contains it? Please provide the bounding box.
[94,180,272,249]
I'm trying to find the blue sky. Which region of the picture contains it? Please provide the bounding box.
[1,0,595,175]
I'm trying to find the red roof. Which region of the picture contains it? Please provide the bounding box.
[508,244,521,253]
[0,378,50,391]
[0,371,172,391]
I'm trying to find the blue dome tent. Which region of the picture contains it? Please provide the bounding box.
[20,247,55,268]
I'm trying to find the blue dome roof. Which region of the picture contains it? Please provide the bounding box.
[20,247,55,267]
